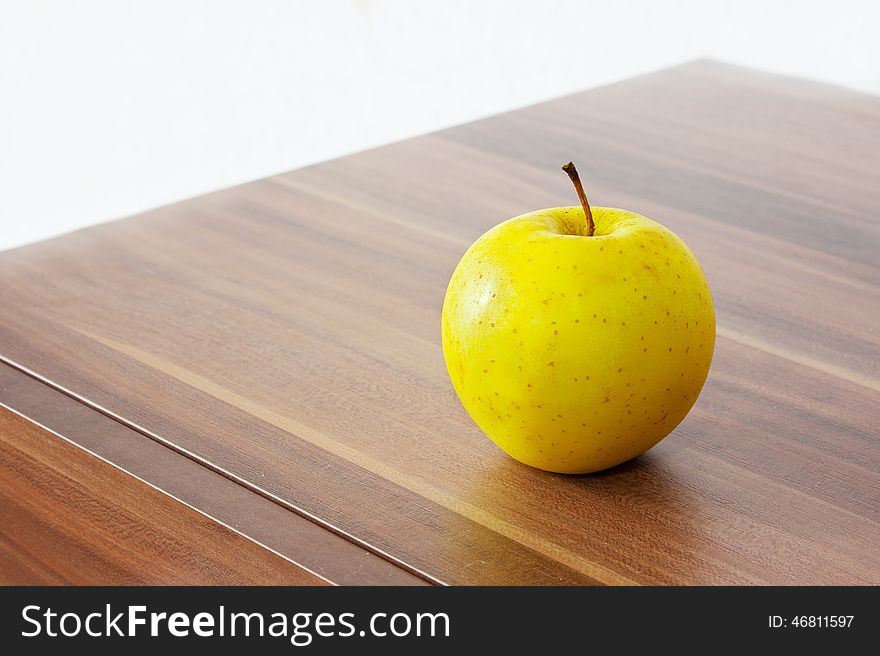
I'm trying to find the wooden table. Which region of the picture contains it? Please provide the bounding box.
[1,61,878,585]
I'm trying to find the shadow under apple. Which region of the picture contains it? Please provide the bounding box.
[449,436,710,584]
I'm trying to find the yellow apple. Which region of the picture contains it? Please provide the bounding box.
[442,163,715,473]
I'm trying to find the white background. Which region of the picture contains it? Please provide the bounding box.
[1,0,877,252]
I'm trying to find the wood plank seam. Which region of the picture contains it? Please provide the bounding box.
[0,356,440,586]
[0,402,333,585]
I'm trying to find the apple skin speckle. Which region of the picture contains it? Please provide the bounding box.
[441,206,716,474]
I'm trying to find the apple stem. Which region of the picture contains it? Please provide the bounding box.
[562,161,595,236]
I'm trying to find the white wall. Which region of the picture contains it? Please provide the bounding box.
[1,0,876,252]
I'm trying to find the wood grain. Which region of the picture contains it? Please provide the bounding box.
[0,362,427,585]
[0,407,326,585]
[0,60,877,584]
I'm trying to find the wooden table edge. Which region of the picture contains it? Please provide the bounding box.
[0,359,430,586]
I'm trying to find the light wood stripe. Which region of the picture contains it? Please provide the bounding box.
[717,326,880,393]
